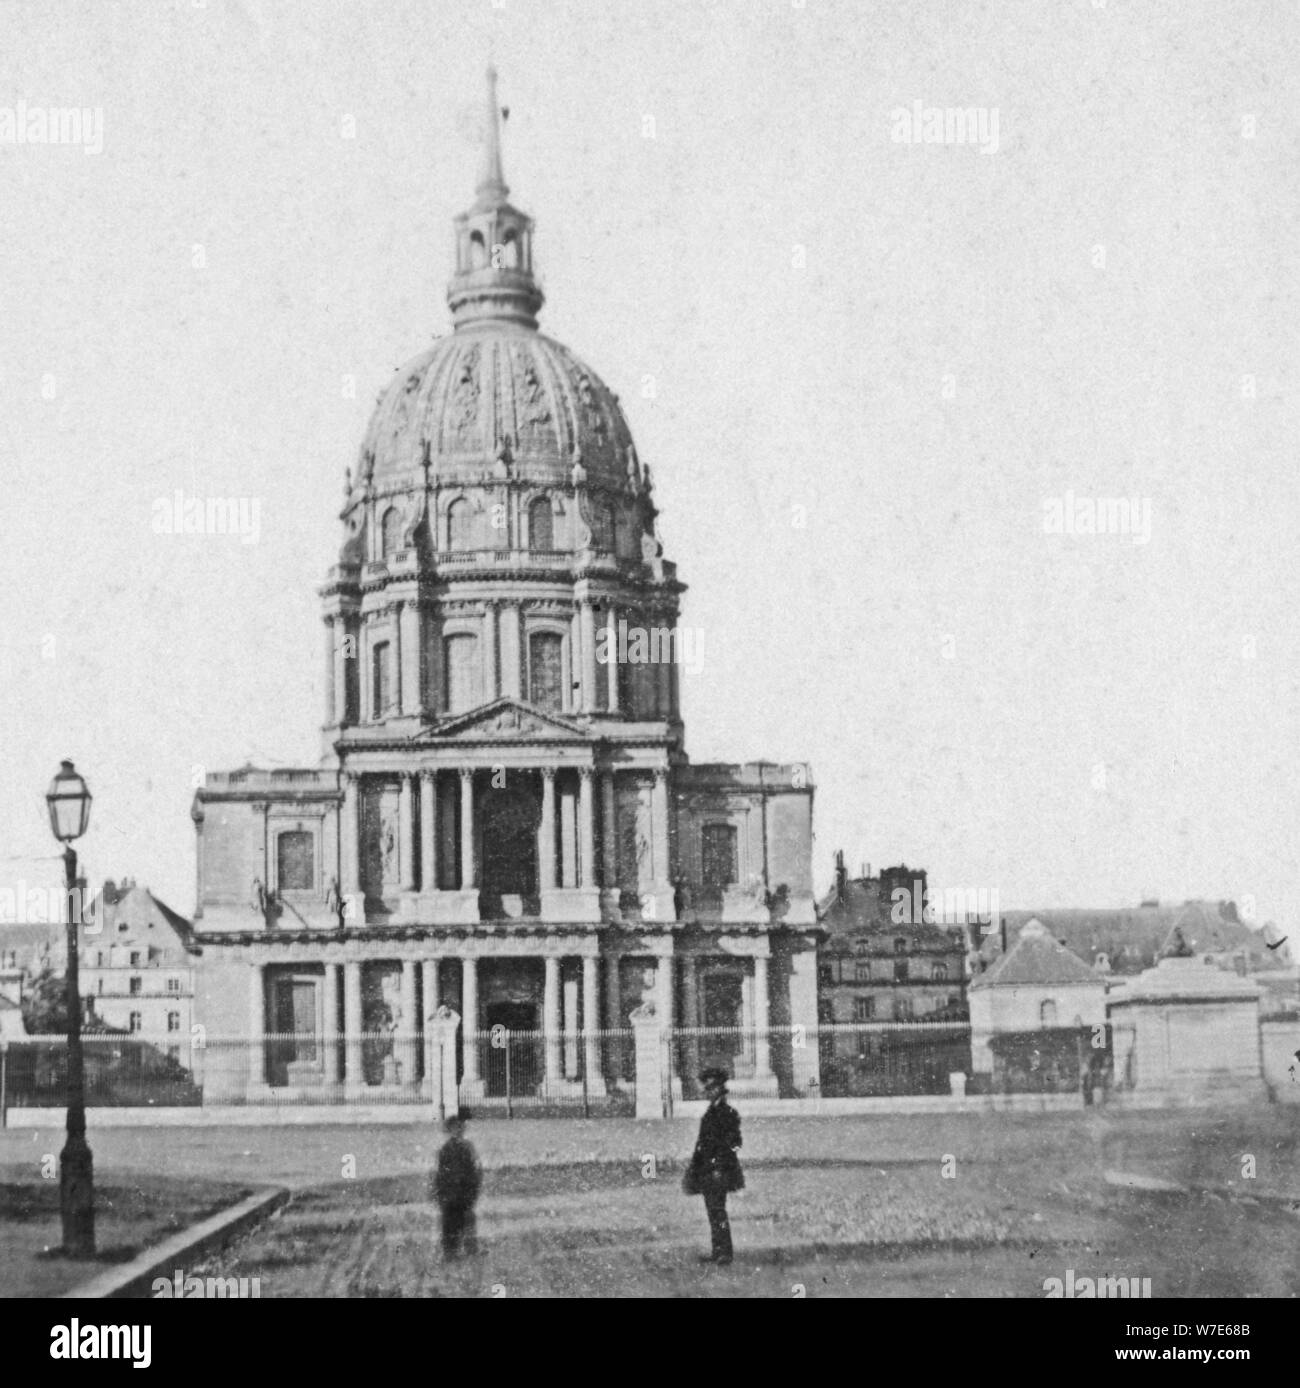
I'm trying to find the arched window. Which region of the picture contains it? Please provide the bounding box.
[372,641,392,716]
[469,230,487,269]
[443,634,478,713]
[528,631,564,711]
[447,499,474,551]
[528,497,554,551]
[1039,999,1058,1026]
[501,230,519,268]
[932,962,948,981]
[277,831,314,891]
[893,937,907,954]
[381,507,401,558]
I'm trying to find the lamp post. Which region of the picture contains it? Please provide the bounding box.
[45,759,94,1257]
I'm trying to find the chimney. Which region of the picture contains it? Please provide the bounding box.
[834,850,847,904]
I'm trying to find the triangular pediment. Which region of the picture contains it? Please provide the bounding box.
[414,698,589,743]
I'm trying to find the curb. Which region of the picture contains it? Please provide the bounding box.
[61,1185,291,1299]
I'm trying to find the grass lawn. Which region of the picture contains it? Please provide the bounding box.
[0,1165,253,1298]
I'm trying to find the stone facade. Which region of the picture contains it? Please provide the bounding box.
[817,860,969,1024]
[1107,955,1267,1106]
[968,920,1107,1076]
[81,881,197,1049]
[189,71,820,1101]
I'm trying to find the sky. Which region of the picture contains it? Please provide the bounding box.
[0,0,1297,929]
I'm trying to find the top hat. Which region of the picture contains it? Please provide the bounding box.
[698,1068,729,1088]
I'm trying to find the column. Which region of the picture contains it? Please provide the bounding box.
[483,602,499,701]
[605,954,623,1081]
[543,955,562,1089]
[656,954,674,1028]
[341,774,361,900]
[328,616,344,725]
[500,602,522,699]
[605,606,619,711]
[422,958,441,1015]
[248,963,264,1089]
[582,956,600,1086]
[538,768,557,892]
[459,769,475,890]
[754,955,771,1077]
[563,968,580,1079]
[322,963,340,1085]
[399,773,416,892]
[560,783,577,887]
[399,959,418,1085]
[681,954,700,1085]
[461,958,479,1088]
[580,600,597,712]
[601,772,618,891]
[578,767,595,889]
[343,959,363,1090]
[400,600,422,715]
[651,767,671,886]
[419,772,437,892]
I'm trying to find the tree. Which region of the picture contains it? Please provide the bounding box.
[20,962,110,1035]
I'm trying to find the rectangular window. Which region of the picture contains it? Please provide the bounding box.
[277,830,315,891]
[894,959,909,982]
[372,640,392,716]
[129,976,142,996]
[166,977,181,993]
[128,1011,142,1033]
[528,631,565,711]
[443,633,478,713]
[701,823,738,887]
[129,951,140,966]
[854,960,871,982]
[854,996,875,1022]
[167,1011,180,1033]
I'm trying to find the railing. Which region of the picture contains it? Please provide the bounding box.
[0,1021,1113,1119]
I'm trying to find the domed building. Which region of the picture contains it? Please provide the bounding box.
[190,72,819,1104]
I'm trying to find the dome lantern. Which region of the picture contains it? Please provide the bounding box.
[448,67,544,330]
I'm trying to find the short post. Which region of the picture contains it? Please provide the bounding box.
[629,1001,664,1120]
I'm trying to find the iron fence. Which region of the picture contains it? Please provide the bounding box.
[461,1028,636,1117]
[0,1020,1113,1118]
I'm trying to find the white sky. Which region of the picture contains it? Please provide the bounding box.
[0,0,1297,928]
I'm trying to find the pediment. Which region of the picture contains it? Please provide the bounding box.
[415,698,588,742]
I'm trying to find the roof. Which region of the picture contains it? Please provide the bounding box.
[981,902,1285,975]
[87,885,197,954]
[971,921,1102,989]
[817,876,965,953]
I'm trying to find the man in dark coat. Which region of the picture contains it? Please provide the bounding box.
[685,1068,744,1264]
[431,1114,482,1260]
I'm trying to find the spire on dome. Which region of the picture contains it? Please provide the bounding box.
[476,66,508,208]
[447,68,544,330]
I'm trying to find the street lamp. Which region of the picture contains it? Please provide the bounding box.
[44,759,94,1257]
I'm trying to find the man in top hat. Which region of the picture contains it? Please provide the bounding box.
[430,1113,482,1261]
[684,1068,744,1264]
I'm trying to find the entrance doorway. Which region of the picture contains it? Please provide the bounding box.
[479,779,541,916]
[483,1000,540,1097]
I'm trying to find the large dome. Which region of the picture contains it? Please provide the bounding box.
[360,322,637,491]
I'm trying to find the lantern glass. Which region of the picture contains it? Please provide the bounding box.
[46,760,92,842]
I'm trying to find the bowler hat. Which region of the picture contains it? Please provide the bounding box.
[698,1068,729,1087]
